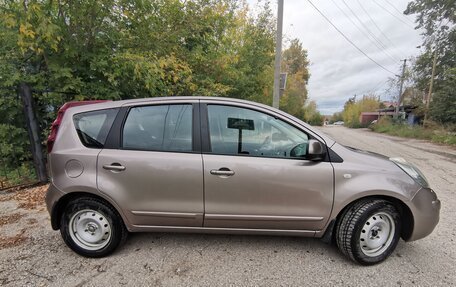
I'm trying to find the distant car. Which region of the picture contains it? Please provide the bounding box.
[333,121,344,125]
[45,97,439,265]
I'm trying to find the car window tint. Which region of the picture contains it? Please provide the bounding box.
[123,104,192,152]
[207,105,308,158]
[73,108,118,148]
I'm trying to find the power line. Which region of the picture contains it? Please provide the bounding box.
[384,0,415,25]
[306,0,398,76]
[329,0,397,64]
[339,0,400,63]
[355,0,405,59]
[373,0,415,29]
[343,0,403,62]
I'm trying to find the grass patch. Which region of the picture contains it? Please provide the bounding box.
[370,118,456,146]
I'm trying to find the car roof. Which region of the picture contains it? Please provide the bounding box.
[63,96,283,117]
[70,96,270,108]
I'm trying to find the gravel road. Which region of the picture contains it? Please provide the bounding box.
[0,126,455,287]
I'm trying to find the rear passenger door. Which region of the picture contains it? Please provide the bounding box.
[97,100,204,227]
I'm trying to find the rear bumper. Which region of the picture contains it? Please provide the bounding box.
[407,188,440,241]
[45,182,66,230]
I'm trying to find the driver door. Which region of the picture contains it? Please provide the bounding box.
[202,104,334,231]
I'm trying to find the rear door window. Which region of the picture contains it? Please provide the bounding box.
[73,108,118,148]
[122,104,193,152]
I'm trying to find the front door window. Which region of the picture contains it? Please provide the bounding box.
[207,105,309,158]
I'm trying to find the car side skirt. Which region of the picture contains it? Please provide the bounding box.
[128,225,317,237]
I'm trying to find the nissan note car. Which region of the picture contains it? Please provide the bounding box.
[45,97,440,265]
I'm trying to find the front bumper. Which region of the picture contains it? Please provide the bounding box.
[407,187,441,241]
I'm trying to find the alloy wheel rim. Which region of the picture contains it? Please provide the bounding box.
[359,212,395,257]
[69,209,111,250]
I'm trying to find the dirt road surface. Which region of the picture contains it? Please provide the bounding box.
[0,126,454,286]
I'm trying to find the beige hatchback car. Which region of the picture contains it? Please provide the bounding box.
[45,97,440,265]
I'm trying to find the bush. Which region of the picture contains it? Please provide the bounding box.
[370,117,456,146]
[308,113,324,126]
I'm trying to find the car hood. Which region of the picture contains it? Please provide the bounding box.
[343,145,390,160]
[330,143,403,173]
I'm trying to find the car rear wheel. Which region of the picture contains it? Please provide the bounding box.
[60,197,127,257]
[336,199,401,265]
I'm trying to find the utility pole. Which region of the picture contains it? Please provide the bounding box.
[424,51,437,125]
[19,83,48,183]
[272,0,284,109]
[395,59,407,117]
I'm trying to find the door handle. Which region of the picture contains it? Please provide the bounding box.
[103,163,126,171]
[210,168,235,176]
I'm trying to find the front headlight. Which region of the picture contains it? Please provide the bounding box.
[390,157,429,188]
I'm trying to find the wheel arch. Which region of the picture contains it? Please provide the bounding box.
[323,195,414,243]
[50,192,130,231]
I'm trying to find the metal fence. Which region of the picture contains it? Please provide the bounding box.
[0,160,37,190]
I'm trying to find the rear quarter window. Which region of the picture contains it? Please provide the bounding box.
[73,108,118,148]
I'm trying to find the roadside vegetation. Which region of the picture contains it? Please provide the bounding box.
[371,118,456,146]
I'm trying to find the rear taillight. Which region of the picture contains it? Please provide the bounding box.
[46,100,109,153]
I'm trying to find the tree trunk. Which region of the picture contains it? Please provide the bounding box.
[19,83,48,183]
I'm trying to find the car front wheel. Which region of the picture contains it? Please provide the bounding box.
[60,197,128,257]
[336,199,401,265]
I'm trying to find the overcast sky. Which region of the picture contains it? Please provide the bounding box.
[248,0,423,115]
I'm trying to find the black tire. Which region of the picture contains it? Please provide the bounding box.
[60,197,128,258]
[336,199,401,265]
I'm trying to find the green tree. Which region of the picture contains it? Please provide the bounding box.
[279,38,310,120]
[303,100,324,126]
[430,68,456,123]
[342,95,381,128]
[0,0,279,176]
[405,0,456,124]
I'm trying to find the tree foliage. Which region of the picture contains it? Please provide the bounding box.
[279,38,311,120]
[430,68,456,123]
[405,0,456,124]
[302,100,324,126]
[0,0,278,101]
[0,0,314,177]
[330,112,344,123]
[342,95,381,128]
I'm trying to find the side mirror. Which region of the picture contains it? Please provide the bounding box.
[307,139,326,161]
